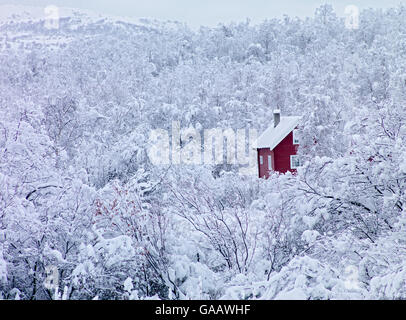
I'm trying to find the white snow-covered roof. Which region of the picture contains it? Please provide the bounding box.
[254,116,301,150]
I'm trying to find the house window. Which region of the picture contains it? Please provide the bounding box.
[268,155,272,170]
[293,129,299,144]
[260,156,263,165]
[290,155,301,169]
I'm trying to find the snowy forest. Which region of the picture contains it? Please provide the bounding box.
[1,3,406,300]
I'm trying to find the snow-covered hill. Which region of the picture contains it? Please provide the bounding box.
[0,4,183,50]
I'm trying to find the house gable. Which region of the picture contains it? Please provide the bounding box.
[254,116,301,150]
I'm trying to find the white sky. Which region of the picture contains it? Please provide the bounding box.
[1,0,406,28]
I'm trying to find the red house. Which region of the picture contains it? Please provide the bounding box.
[254,110,301,178]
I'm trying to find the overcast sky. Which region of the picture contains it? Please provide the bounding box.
[1,0,406,28]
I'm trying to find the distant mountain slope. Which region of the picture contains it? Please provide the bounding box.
[0,4,184,50]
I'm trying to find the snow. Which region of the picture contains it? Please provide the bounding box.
[0,247,7,284]
[0,4,179,30]
[0,4,103,23]
[302,230,320,245]
[43,245,67,263]
[400,158,406,173]
[275,288,307,300]
[302,215,319,229]
[124,277,133,292]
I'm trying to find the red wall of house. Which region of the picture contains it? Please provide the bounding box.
[257,130,299,178]
[273,131,298,174]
